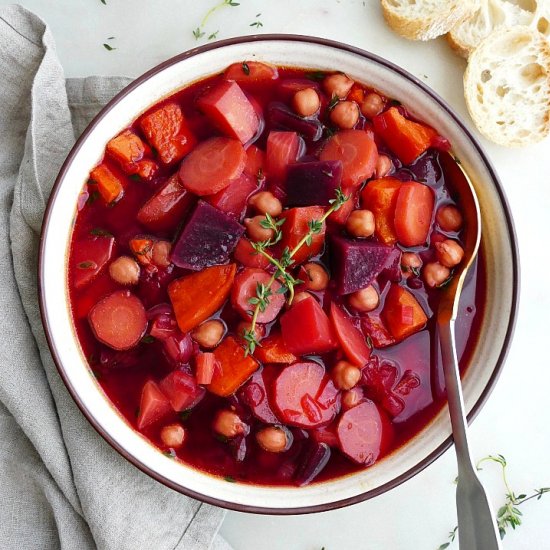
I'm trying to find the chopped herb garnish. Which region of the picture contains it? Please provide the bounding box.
[242,61,250,76]
[390,99,402,106]
[193,0,240,41]
[100,0,106,4]
[90,228,112,237]
[77,261,96,270]
[193,27,205,40]
[163,450,176,458]
[327,95,340,111]
[306,70,326,82]
[208,31,219,40]
[179,409,193,421]
[224,475,236,483]
[128,174,141,181]
[103,43,116,51]
[365,335,374,349]
[141,335,155,344]
[256,167,264,185]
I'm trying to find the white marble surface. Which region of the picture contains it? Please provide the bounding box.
[7,0,550,548]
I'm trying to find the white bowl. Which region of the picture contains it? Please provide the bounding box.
[39,35,519,514]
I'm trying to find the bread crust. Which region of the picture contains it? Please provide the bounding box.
[464,26,550,146]
[381,0,479,41]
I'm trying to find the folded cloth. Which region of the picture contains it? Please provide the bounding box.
[0,5,232,550]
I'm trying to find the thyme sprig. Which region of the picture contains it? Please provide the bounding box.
[243,188,349,355]
[193,0,239,41]
[437,454,550,549]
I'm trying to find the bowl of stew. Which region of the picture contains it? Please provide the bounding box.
[39,35,518,513]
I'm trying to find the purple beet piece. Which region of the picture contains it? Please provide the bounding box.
[170,200,244,270]
[239,367,280,424]
[331,235,395,295]
[267,102,323,141]
[294,441,331,486]
[285,160,343,207]
[379,247,402,285]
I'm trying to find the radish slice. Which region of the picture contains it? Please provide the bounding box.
[88,290,147,350]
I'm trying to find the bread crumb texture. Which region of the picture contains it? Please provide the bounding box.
[381,0,480,41]
[448,0,550,58]
[464,26,550,146]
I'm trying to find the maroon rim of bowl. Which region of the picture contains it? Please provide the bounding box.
[38,34,520,515]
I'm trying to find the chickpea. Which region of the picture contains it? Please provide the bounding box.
[360,93,384,118]
[330,101,360,129]
[423,262,451,288]
[342,387,363,410]
[237,321,265,342]
[160,423,186,448]
[152,240,172,267]
[245,215,274,242]
[290,292,312,307]
[292,87,320,117]
[302,263,329,291]
[322,73,354,99]
[256,426,289,453]
[436,204,463,232]
[109,256,140,285]
[248,191,283,217]
[346,209,375,238]
[332,360,362,390]
[348,285,379,312]
[401,252,422,278]
[213,410,246,439]
[375,154,393,178]
[192,319,225,349]
[435,239,464,268]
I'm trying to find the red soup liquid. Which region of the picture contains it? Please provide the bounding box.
[68,62,485,486]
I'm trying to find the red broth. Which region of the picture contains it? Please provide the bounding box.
[68,64,485,486]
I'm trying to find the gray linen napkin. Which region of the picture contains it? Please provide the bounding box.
[0,5,232,549]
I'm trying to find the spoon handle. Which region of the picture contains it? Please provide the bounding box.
[438,320,502,550]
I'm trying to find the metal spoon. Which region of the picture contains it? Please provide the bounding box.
[436,153,502,550]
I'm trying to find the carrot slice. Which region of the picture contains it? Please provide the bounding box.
[360,177,402,245]
[233,237,271,269]
[209,336,259,396]
[178,137,246,196]
[320,130,378,190]
[90,164,124,204]
[394,181,434,247]
[168,264,236,333]
[382,284,428,341]
[88,290,147,350]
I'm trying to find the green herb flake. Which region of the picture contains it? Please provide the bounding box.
[208,31,219,40]
[390,99,402,106]
[193,27,205,40]
[327,95,340,111]
[128,174,141,182]
[90,227,112,237]
[100,0,106,4]
[163,450,176,459]
[306,70,326,82]
[224,475,236,483]
[241,61,250,76]
[86,190,100,206]
[77,261,96,270]
[179,409,193,421]
[103,43,116,51]
[141,335,155,344]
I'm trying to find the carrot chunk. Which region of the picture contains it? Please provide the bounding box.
[279,206,326,265]
[107,130,145,166]
[90,164,124,204]
[140,103,196,164]
[168,264,236,333]
[253,332,297,364]
[382,284,428,341]
[209,336,259,396]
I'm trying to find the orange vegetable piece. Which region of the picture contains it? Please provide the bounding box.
[279,206,326,264]
[129,236,154,265]
[209,336,259,396]
[360,177,402,245]
[140,103,197,164]
[382,284,427,341]
[89,164,124,204]
[254,332,297,364]
[168,264,236,333]
[107,130,145,166]
[347,84,365,104]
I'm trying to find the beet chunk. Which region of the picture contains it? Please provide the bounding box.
[171,200,244,270]
[285,160,343,207]
[331,234,395,295]
[267,102,323,141]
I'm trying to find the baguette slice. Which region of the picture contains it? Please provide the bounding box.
[448,0,548,58]
[381,0,480,41]
[464,26,550,146]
